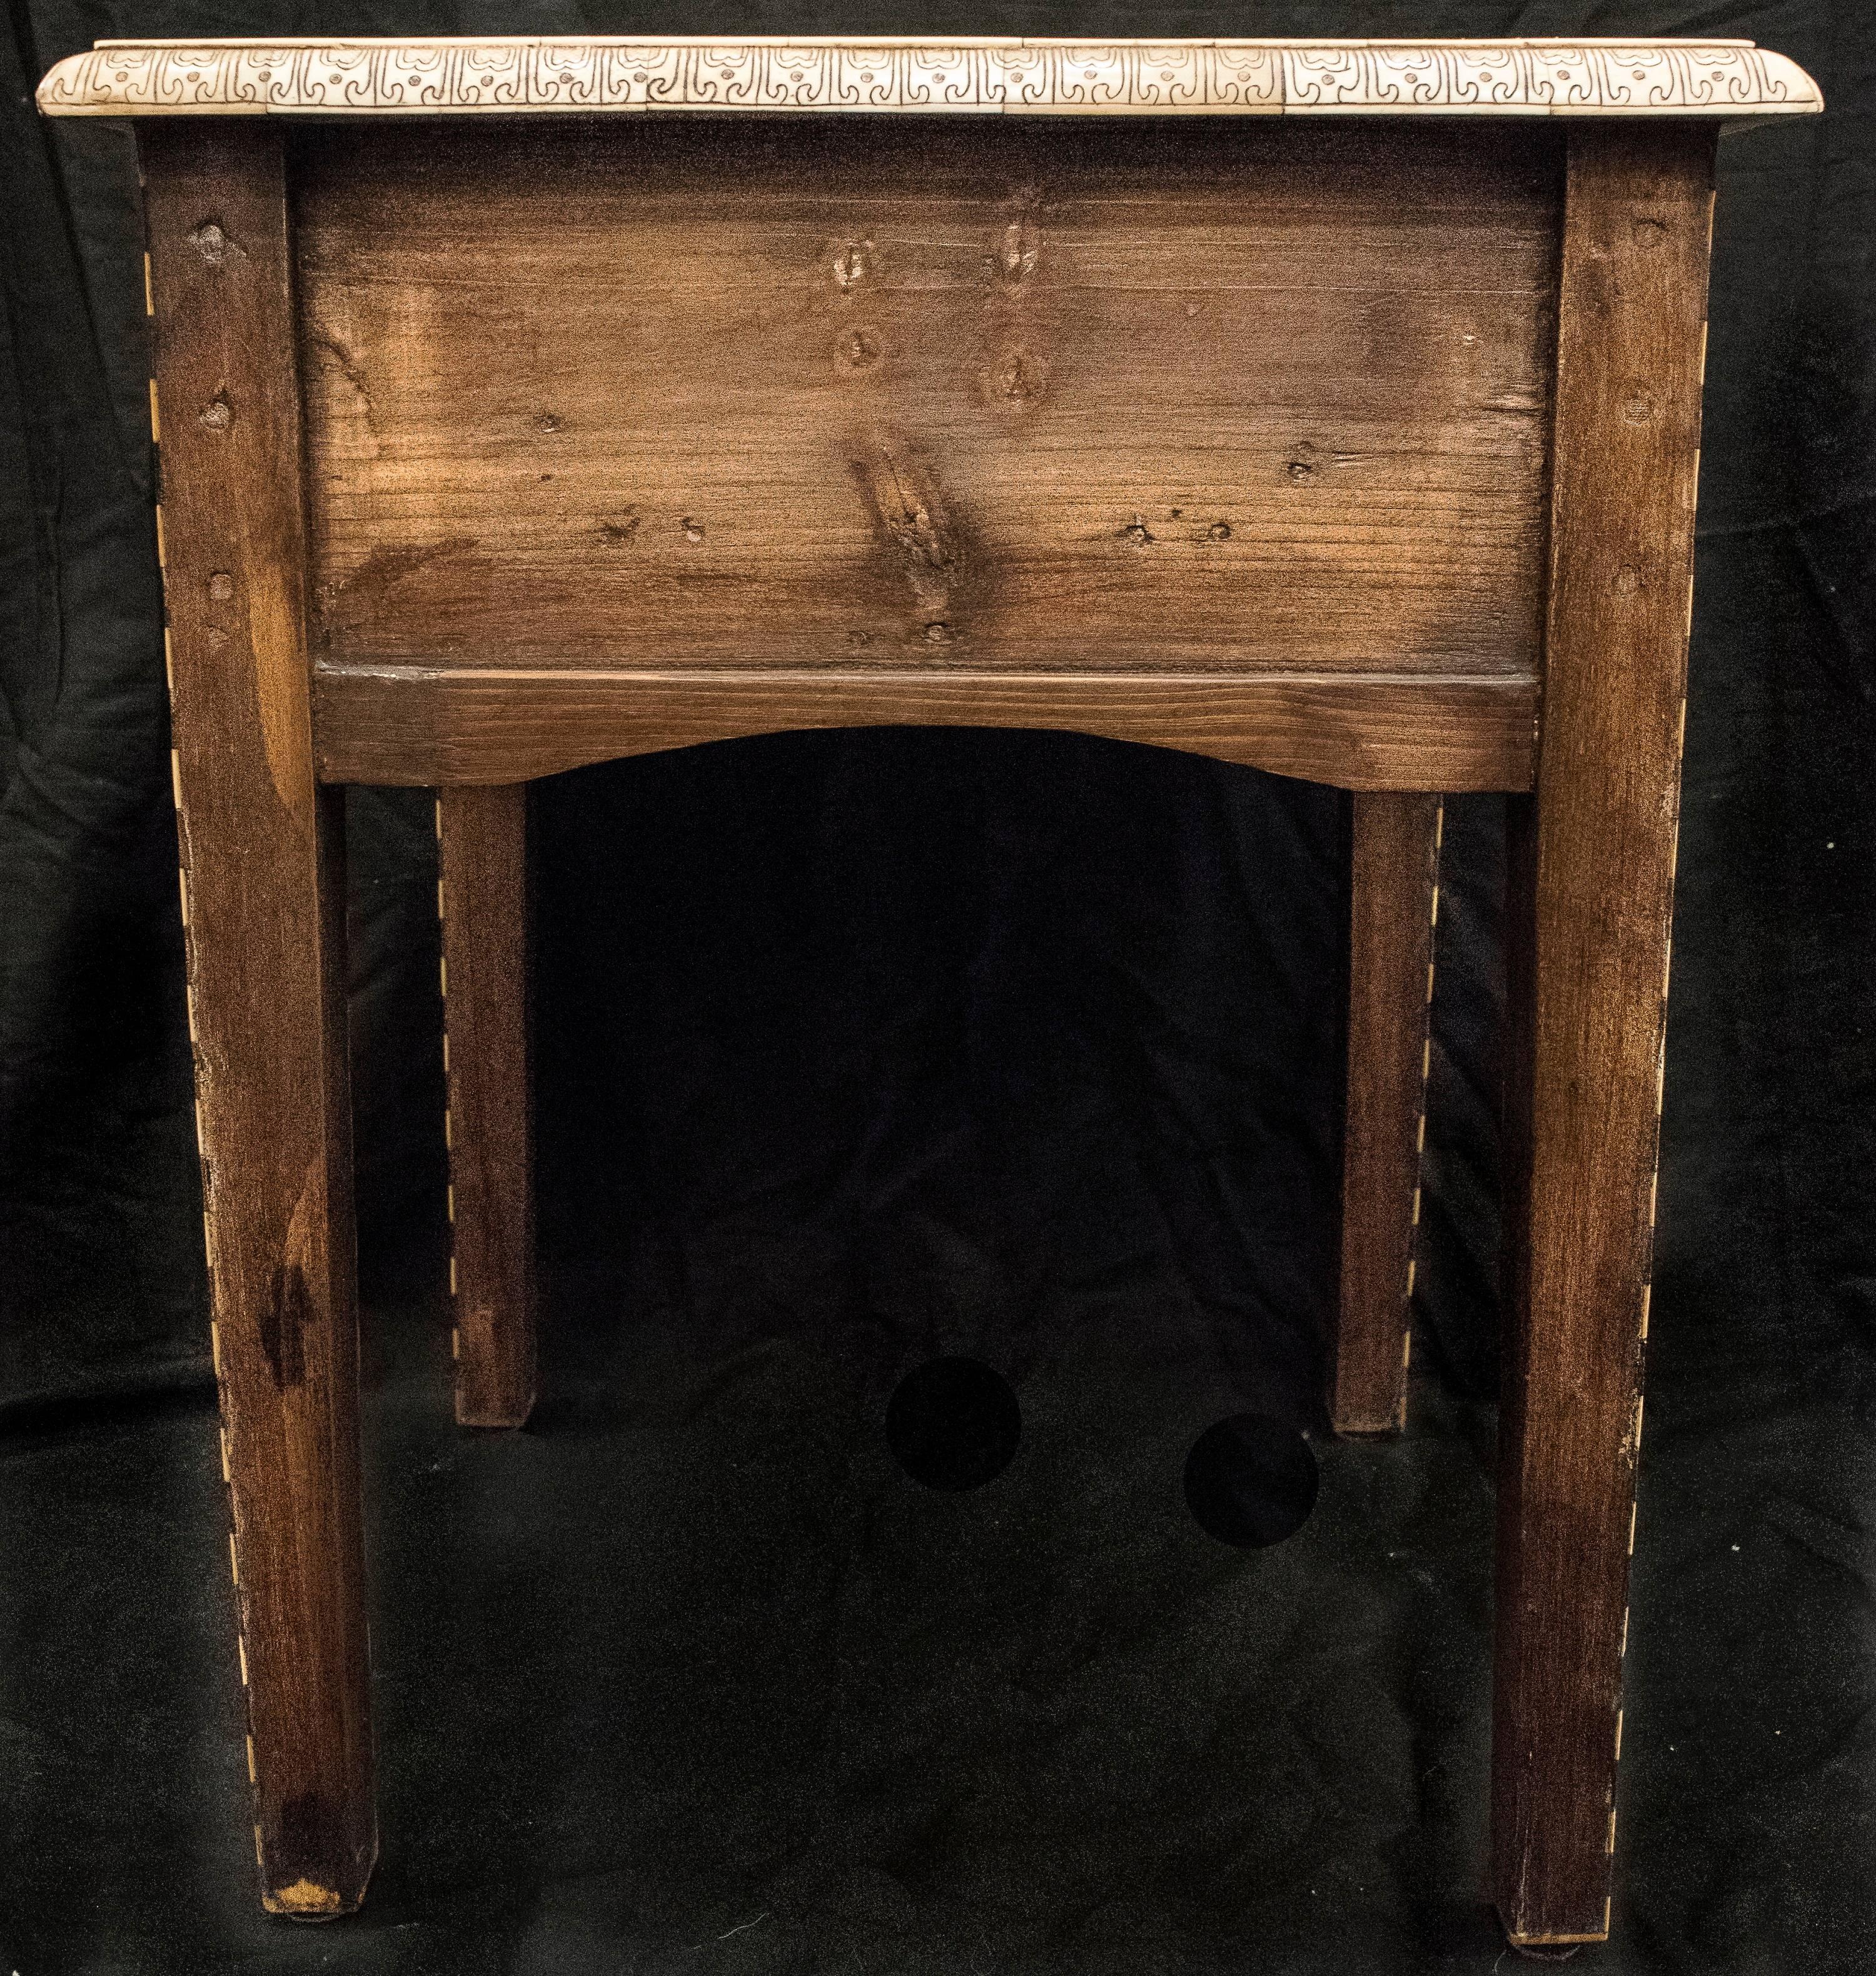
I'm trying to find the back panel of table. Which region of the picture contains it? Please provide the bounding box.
[294,119,1560,690]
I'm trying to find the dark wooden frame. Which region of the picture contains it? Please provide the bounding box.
[137,108,1715,1948]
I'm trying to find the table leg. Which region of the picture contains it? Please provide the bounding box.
[1490,123,1715,1949]
[143,122,377,1914]
[1333,791,1443,1434]
[436,784,537,1428]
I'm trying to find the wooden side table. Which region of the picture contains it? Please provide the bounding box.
[37,34,1822,1947]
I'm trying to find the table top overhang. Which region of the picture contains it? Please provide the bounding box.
[38,36,1820,123]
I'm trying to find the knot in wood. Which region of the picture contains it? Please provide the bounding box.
[998,215,1039,285]
[892,503,946,568]
[187,220,242,266]
[839,328,881,371]
[999,350,1042,403]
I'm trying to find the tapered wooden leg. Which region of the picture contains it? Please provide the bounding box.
[1333,790,1443,1434]
[144,123,376,1914]
[436,784,537,1428]
[1491,124,1716,1950]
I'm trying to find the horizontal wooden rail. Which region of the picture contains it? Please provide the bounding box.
[312,662,1535,791]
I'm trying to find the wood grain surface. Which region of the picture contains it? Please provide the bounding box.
[1491,122,1716,1950]
[438,785,537,1428]
[295,119,1557,685]
[129,98,1728,1935]
[142,121,376,1917]
[1333,791,1441,1434]
[313,664,1536,791]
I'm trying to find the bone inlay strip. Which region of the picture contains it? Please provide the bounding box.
[38,38,1820,121]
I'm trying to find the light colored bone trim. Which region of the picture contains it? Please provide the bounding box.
[38,38,1820,122]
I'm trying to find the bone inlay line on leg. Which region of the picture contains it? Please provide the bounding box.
[436,799,458,1339]
[1396,794,1444,1421]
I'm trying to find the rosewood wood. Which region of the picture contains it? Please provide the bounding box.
[437,785,537,1428]
[1491,121,1716,1950]
[1334,792,1442,1434]
[141,120,375,1917]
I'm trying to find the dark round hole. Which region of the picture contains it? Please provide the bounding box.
[1183,1413,1319,1548]
[885,1357,1022,1493]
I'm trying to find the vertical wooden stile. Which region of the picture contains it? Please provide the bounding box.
[1334,791,1444,1434]
[1491,122,1717,1948]
[436,784,537,1428]
[142,121,376,1917]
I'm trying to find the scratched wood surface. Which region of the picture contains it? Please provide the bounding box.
[1491,122,1716,1949]
[313,663,1536,791]
[1333,790,1441,1434]
[142,121,376,1915]
[438,784,537,1428]
[295,118,1558,682]
[124,91,1735,1940]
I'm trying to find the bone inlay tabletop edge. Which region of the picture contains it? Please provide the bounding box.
[38,36,1821,120]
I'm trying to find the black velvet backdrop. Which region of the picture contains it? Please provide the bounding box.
[3,4,1873,1972]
